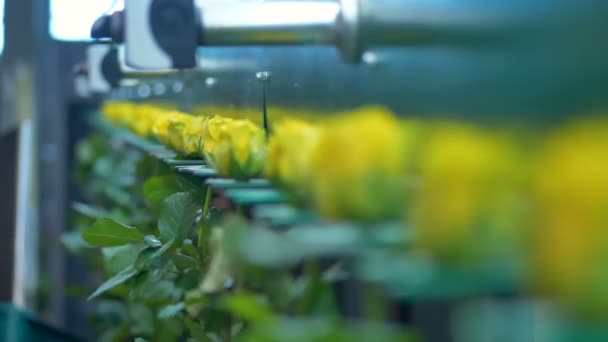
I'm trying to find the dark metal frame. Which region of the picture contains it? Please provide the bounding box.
[1,0,89,337]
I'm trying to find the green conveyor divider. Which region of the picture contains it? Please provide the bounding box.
[206,178,271,190]
[152,152,178,160]
[147,147,176,159]
[192,167,218,178]
[225,189,285,205]
[164,159,206,166]
[253,204,316,227]
[174,166,209,177]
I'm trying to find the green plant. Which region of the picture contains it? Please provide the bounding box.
[63,133,418,342]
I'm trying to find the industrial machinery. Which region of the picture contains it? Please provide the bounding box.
[58,0,608,341]
[87,0,608,119]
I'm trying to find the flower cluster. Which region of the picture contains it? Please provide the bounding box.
[102,102,266,179]
[102,102,608,315]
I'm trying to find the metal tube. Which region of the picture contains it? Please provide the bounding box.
[92,0,575,65]
[200,1,340,46]
[357,0,536,48]
[197,0,541,62]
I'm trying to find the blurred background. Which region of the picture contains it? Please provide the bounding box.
[1,0,608,341]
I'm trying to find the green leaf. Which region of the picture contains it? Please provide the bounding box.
[158,302,185,319]
[131,277,180,304]
[143,175,180,214]
[185,318,207,341]
[176,269,200,291]
[181,239,198,259]
[153,239,175,258]
[89,265,138,300]
[144,235,162,248]
[175,174,204,197]
[102,245,144,275]
[156,316,186,341]
[219,294,274,322]
[158,192,200,243]
[82,217,144,247]
[135,247,161,270]
[171,252,199,270]
[141,280,177,302]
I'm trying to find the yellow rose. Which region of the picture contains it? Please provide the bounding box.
[132,105,163,137]
[181,116,208,156]
[201,116,234,158]
[531,118,608,316]
[265,119,321,203]
[153,111,189,147]
[166,113,195,153]
[207,119,265,179]
[310,106,412,221]
[102,101,136,127]
[411,122,527,264]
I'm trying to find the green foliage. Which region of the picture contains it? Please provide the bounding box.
[240,318,418,342]
[83,217,144,247]
[218,293,274,322]
[65,132,422,342]
[102,245,144,275]
[171,252,198,270]
[158,192,199,244]
[89,266,139,300]
[143,175,180,214]
[144,235,162,248]
[158,302,185,319]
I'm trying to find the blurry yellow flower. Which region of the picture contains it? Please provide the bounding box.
[206,119,266,179]
[265,119,321,203]
[231,122,261,166]
[152,111,190,148]
[193,105,263,126]
[132,105,163,137]
[310,106,413,221]
[181,116,208,156]
[102,101,137,127]
[531,118,608,316]
[411,122,527,264]
[201,116,234,157]
[152,114,172,145]
[167,113,195,153]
